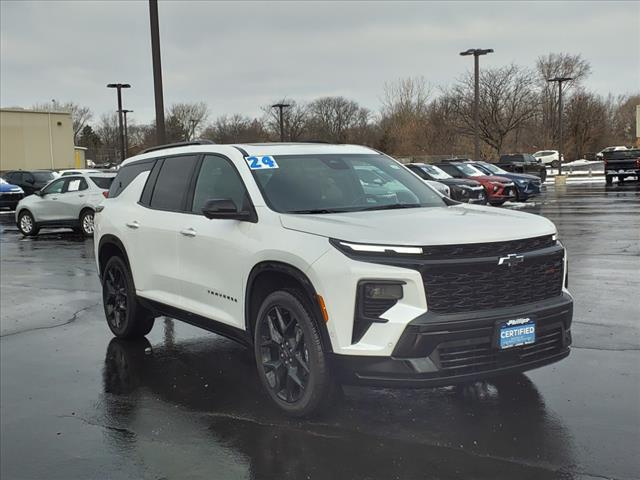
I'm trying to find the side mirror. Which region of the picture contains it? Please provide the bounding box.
[25,177,35,184]
[201,198,256,222]
[34,190,43,197]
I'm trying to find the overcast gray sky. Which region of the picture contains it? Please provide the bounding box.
[1,0,638,125]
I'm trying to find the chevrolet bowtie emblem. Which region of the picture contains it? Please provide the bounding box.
[498,253,524,267]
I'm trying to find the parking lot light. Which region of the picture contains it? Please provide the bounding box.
[107,83,131,162]
[271,102,291,142]
[460,48,494,161]
[547,76,573,176]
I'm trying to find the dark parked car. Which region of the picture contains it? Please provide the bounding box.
[469,161,542,202]
[497,154,547,182]
[3,170,57,195]
[603,149,640,185]
[0,178,25,210]
[405,163,487,204]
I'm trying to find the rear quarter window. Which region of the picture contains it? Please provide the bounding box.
[90,176,115,190]
[108,161,155,198]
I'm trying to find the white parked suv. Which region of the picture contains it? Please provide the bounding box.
[16,172,115,236]
[94,142,573,416]
[532,150,564,167]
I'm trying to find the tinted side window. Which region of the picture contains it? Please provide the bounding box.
[407,166,428,179]
[109,161,154,198]
[191,155,248,214]
[42,178,65,195]
[90,176,114,189]
[438,164,460,178]
[150,155,199,211]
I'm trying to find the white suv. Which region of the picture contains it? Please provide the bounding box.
[94,142,573,416]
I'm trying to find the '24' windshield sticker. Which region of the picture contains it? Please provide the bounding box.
[246,156,279,170]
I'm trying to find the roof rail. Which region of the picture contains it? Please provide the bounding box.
[141,139,215,154]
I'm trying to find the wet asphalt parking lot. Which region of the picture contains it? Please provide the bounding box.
[1,181,639,480]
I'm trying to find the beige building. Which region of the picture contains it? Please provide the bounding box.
[0,108,84,172]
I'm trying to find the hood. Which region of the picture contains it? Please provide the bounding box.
[280,204,556,246]
[498,172,541,182]
[438,178,483,188]
[0,182,22,193]
[474,175,513,184]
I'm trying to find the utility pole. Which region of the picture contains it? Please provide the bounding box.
[149,0,166,145]
[271,102,291,142]
[120,109,133,157]
[460,48,494,160]
[107,83,131,162]
[547,77,572,176]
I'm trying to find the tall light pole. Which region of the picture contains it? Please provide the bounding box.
[271,102,291,142]
[120,109,133,157]
[107,83,131,162]
[460,48,493,160]
[547,77,572,176]
[149,0,166,145]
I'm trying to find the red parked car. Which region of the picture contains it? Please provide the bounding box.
[434,162,516,206]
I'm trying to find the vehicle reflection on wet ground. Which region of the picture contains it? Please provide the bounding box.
[1,181,639,480]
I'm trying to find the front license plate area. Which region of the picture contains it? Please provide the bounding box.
[498,319,536,350]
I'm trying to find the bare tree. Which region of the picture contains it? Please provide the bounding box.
[565,90,609,159]
[165,102,209,141]
[94,112,120,163]
[535,53,591,147]
[33,100,93,144]
[202,114,269,143]
[379,77,432,155]
[449,64,539,156]
[306,96,371,143]
[611,94,640,145]
[261,99,309,141]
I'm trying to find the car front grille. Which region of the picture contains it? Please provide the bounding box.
[421,249,564,314]
[0,192,23,201]
[421,235,555,259]
[435,322,565,376]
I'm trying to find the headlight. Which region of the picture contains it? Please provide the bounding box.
[516,179,527,185]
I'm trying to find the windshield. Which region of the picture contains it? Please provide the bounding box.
[477,162,507,175]
[0,178,7,184]
[251,154,446,214]
[417,164,451,180]
[454,163,484,177]
[33,172,55,182]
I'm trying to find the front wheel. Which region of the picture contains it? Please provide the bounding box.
[17,210,39,236]
[254,289,336,417]
[551,160,560,168]
[102,256,154,339]
[605,175,613,185]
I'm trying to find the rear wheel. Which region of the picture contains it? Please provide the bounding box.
[17,210,39,236]
[605,175,613,185]
[551,160,560,168]
[254,289,336,417]
[80,209,95,236]
[102,256,154,339]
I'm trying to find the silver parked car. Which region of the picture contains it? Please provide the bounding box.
[15,172,115,237]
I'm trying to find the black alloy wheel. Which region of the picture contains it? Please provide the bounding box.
[254,290,336,416]
[102,256,154,338]
[259,304,310,403]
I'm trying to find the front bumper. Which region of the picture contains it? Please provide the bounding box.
[330,292,572,387]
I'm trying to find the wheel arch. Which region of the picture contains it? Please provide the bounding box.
[245,261,333,352]
[98,234,131,281]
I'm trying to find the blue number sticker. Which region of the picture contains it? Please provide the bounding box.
[245,156,279,170]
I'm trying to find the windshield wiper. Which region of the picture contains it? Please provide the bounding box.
[355,203,422,212]
[288,208,347,214]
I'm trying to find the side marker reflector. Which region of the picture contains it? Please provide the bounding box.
[317,295,329,323]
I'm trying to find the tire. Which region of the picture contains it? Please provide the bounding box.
[102,256,154,339]
[79,209,95,236]
[605,175,613,185]
[253,289,336,417]
[551,160,560,168]
[618,176,625,184]
[17,210,39,236]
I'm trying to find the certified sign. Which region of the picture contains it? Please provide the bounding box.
[499,318,536,349]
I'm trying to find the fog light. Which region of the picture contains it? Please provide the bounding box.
[364,283,403,300]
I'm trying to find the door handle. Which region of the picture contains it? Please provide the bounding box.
[180,228,196,237]
[51,197,58,200]
[126,221,140,229]
[78,194,85,198]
